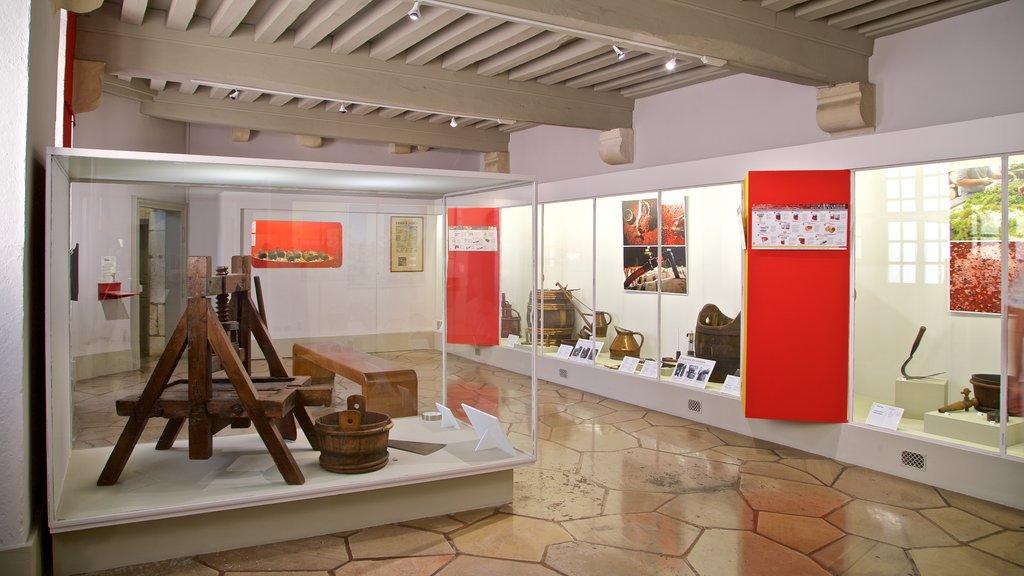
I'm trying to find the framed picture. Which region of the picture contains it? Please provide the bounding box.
[391,216,424,272]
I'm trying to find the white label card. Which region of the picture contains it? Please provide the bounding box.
[618,356,640,373]
[721,375,742,397]
[556,344,573,359]
[865,402,904,431]
[669,356,717,389]
[504,334,519,348]
[639,359,659,378]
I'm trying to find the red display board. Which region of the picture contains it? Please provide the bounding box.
[744,171,851,422]
[446,208,500,346]
[250,220,342,268]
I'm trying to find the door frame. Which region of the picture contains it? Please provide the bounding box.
[131,197,187,369]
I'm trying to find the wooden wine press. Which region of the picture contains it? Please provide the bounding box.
[97,255,332,486]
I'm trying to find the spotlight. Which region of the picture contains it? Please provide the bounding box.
[337,102,348,113]
[407,1,420,20]
[612,45,625,60]
[664,57,677,71]
[228,88,240,100]
[449,117,458,128]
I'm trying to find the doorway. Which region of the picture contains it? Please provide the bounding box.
[133,199,186,365]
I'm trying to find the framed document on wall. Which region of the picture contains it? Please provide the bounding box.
[390,216,424,272]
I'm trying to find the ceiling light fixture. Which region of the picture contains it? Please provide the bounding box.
[449,117,458,128]
[418,0,727,68]
[612,45,625,60]
[228,88,240,100]
[664,57,677,71]
[194,80,516,126]
[337,102,348,113]
[407,1,421,21]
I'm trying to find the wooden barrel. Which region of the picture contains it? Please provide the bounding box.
[694,304,741,383]
[527,289,576,345]
[315,395,393,474]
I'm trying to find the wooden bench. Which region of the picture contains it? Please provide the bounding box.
[292,343,418,417]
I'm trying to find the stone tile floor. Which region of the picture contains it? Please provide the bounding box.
[73,351,1024,576]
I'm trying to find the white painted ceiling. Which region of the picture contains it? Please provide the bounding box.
[74,0,1007,152]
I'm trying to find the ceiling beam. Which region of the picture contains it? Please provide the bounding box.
[76,7,633,130]
[134,89,509,153]
[254,0,317,43]
[430,0,872,86]
[209,0,258,38]
[294,0,374,50]
[166,0,197,31]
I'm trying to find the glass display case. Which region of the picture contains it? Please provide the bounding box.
[527,183,744,392]
[46,148,537,567]
[853,153,1024,458]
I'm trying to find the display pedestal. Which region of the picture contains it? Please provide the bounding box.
[895,377,948,420]
[923,410,1024,447]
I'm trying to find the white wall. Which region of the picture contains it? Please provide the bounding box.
[73,92,186,153]
[511,0,1024,184]
[1,0,31,562]
[187,123,484,172]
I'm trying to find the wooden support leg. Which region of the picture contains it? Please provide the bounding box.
[292,406,321,451]
[155,418,185,450]
[187,298,214,460]
[98,314,189,485]
[207,311,304,485]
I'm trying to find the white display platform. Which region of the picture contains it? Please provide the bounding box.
[923,409,1024,447]
[895,377,948,419]
[52,417,527,574]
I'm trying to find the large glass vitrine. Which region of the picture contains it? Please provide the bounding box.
[853,153,1024,459]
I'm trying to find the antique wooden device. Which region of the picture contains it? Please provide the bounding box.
[292,342,418,417]
[97,256,332,486]
[694,303,742,382]
[527,288,576,346]
[939,387,977,413]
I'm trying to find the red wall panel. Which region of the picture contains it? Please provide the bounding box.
[744,171,851,422]
[446,208,499,346]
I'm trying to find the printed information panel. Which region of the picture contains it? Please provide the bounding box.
[750,204,848,249]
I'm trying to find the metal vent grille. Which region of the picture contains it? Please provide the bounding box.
[687,399,702,413]
[901,450,926,470]
[558,369,568,378]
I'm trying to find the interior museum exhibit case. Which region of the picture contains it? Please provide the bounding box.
[45,148,537,574]
[499,184,744,392]
[853,153,1024,458]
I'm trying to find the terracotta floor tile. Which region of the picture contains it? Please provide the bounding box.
[613,419,651,433]
[544,541,695,576]
[714,445,780,462]
[739,461,822,484]
[435,555,561,575]
[833,467,945,508]
[937,488,1024,530]
[450,507,498,524]
[534,438,582,472]
[77,558,219,576]
[563,401,615,420]
[688,529,831,576]
[920,507,1001,541]
[658,489,755,529]
[348,525,453,559]
[195,535,348,571]
[602,489,675,515]
[910,546,1024,576]
[756,512,845,553]
[502,467,605,521]
[633,425,724,454]
[740,474,850,517]
[971,530,1024,566]
[781,458,846,485]
[548,423,639,452]
[332,555,452,576]
[813,535,915,576]
[826,500,958,548]
[580,448,739,493]
[399,515,466,534]
[588,409,646,424]
[449,513,571,562]
[643,411,695,427]
[561,512,701,555]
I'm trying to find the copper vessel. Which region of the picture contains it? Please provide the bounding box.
[609,326,644,360]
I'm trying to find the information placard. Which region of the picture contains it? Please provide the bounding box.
[750,204,848,250]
